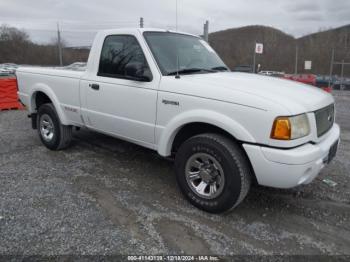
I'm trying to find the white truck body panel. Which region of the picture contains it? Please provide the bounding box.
[17,28,340,189]
[17,69,84,126]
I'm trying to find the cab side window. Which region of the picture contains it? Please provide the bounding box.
[98,35,152,80]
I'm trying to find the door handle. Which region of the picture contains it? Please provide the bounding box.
[89,83,100,90]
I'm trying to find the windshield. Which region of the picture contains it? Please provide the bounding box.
[143,32,228,76]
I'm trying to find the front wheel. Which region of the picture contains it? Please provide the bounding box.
[175,133,252,213]
[37,103,72,150]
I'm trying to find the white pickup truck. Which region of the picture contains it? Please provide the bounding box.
[17,28,340,213]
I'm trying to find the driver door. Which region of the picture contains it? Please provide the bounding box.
[81,34,157,146]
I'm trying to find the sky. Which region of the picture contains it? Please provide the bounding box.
[0,0,349,46]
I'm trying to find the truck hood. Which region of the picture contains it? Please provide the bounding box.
[166,72,334,114]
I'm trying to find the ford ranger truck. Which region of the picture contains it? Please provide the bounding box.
[17,28,340,213]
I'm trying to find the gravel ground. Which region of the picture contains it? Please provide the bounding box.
[0,91,349,256]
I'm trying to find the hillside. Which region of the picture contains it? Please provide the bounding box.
[0,25,89,66]
[210,25,296,72]
[297,25,350,75]
[209,24,350,75]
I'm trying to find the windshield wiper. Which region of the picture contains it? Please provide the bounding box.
[211,66,229,71]
[167,68,215,76]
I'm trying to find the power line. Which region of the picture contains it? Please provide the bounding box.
[1,19,137,23]
[0,19,139,31]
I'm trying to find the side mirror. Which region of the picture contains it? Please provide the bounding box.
[125,62,152,82]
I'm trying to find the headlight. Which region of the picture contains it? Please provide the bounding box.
[271,114,310,140]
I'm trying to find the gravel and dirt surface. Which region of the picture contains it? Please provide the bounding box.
[0,91,349,256]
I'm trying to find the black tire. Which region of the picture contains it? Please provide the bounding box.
[37,103,72,150]
[175,133,252,213]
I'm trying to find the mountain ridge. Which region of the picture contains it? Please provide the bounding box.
[209,24,350,75]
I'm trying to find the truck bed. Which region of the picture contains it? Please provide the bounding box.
[17,66,85,79]
[17,66,85,126]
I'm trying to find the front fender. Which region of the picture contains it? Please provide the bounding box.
[30,83,69,125]
[157,109,256,156]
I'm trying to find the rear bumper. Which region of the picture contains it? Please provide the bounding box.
[243,124,340,188]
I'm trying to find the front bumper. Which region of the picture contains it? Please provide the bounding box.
[243,124,340,188]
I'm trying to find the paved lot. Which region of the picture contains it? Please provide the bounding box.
[0,91,349,256]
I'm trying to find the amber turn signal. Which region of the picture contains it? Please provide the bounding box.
[271,117,291,140]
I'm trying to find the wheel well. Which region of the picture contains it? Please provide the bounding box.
[172,122,237,153]
[34,92,52,110]
[171,122,258,184]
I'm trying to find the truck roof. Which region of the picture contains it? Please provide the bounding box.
[99,28,199,38]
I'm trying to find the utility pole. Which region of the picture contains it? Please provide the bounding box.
[203,20,209,42]
[340,59,345,89]
[294,45,298,75]
[57,22,63,66]
[175,0,178,31]
[140,17,144,28]
[328,48,334,87]
[253,42,256,73]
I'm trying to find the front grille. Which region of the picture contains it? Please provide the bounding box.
[315,104,334,137]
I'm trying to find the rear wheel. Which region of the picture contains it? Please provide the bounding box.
[175,133,252,213]
[37,103,72,150]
